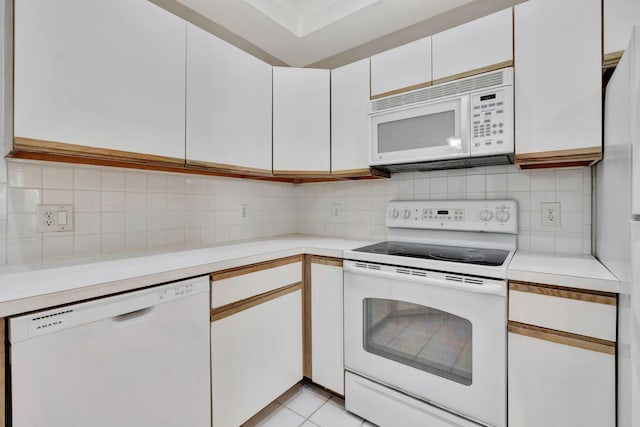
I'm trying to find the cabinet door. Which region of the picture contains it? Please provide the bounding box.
[310,259,344,395]
[186,24,272,175]
[604,0,640,58]
[508,331,615,427]
[432,8,513,83]
[273,67,330,175]
[211,290,303,427]
[14,0,186,163]
[370,37,431,98]
[514,0,602,166]
[331,58,370,175]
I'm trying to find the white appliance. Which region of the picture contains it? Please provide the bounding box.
[369,68,514,172]
[343,200,517,427]
[596,23,640,427]
[8,276,211,427]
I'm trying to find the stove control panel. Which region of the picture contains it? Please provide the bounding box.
[387,200,517,233]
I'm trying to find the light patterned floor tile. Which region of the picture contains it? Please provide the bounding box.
[278,382,332,418]
[309,397,365,427]
[246,404,306,427]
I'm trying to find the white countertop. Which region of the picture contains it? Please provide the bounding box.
[508,251,620,293]
[0,236,621,317]
[0,235,371,317]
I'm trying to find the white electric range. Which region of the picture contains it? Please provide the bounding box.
[343,199,517,427]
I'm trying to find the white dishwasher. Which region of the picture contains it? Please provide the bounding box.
[8,275,211,427]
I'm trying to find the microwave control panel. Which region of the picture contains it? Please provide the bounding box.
[470,87,513,155]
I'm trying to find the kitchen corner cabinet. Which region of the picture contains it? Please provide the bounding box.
[185,23,272,176]
[431,8,513,84]
[331,58,372,177]
[370,37,432,99]
[273,67,330,176]
[514,0,602,168]
[13,0,186,165]
[210,256,303,427]
[507,281,616,427]
[309,256,345,395]
[604,0,640,66]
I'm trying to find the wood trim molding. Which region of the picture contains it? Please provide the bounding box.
[515,146,602,168]
[186,159,273,177]
[509,281,617,305]
[508,321,616,355]
[272,170,332,178]
[210,282,302,322]
[210,255,303,281]
[431,60,514,86]
[603,50,623,69]
[303,255,313,378]
[14,137,185,167]
[310,256,343,267]
[331,168,391,179]
[370,81,432,100]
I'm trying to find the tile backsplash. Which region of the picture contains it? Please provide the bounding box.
[296,165,592,255]
[0,161,593,265]
[0,159,297,264]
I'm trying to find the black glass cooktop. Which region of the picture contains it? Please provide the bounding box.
[353,241,510,266]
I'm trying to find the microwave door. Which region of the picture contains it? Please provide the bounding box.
[370,97,469,166]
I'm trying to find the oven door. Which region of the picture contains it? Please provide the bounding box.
[344,262,506,427]
[370,96,469,166]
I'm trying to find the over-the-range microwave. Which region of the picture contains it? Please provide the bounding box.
[369,67,514,172]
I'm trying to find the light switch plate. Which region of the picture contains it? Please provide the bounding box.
[36,204,74,232]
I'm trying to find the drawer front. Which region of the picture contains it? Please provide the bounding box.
[211,256,303,308]
[508,282,616,341]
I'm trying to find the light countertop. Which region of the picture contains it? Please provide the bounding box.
[0,235,621,317]
[508,251,620,293]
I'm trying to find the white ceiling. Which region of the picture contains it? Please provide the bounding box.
[174,0,481,67]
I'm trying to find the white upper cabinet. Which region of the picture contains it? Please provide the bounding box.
[514,0,602,166]
[432,8,513,83]
[14,0,187,162]
[604,0,640,57]
[370,37,432,98]
[331,58,371,175]
[185,24,272,174]
[273,67,330,174]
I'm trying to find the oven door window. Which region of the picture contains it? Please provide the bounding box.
[363,298,472,385]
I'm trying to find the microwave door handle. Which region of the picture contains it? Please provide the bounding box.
[344,263,505,296]
[460,96,470,154]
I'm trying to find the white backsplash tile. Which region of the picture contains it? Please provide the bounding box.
[42,166,73,189]
[42,189,73,205]
[7,188,40,213]
[74,168,101,191]
[101,171,125,191]
[8,162,41,188]
[43,235,74,260]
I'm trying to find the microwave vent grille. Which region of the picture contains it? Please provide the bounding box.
[371,69,506,113]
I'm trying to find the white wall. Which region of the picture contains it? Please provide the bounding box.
[0,159,297,264]
[296,165,593,254]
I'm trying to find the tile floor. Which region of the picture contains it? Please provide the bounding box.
[242,381,376,427]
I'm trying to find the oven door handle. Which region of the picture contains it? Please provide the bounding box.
[343,263,506,296]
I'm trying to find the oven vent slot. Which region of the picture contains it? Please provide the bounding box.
[445,275,464,283]
[411,270,427,277]
[368,264,381,270]
[355,262,368,269]
[464,278,484,285]
[396,268,411,275]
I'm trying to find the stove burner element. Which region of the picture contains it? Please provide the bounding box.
[371,247,405,255]
[428,250,485,263]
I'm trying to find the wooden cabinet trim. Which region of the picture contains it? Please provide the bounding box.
[210,282,301,322]
[509,281,616,305]
[515,146,602,167]
[603,50,623,69]
[330,168,390,179]
[210,255,304,281]
[303,255,313,378]
[186,159,273,176]
[272,170,332,178]
[310,256,343,267]
[508,321,615,355]
[370,81,432,100]
[431,60,514,86]
[14,137,185,167]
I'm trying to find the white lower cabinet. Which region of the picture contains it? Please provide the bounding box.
[508,281,617,427]
[310,257,344,394]
[508,332,615,427]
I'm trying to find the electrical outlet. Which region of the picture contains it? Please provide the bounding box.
[36,204,74,232]
[332,203,342,218]
[541,202,561,226]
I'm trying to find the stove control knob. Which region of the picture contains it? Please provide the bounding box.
[479,208,494,222]
[401,209,411,219]
[495,209,511,223]
[389,208,399,219]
